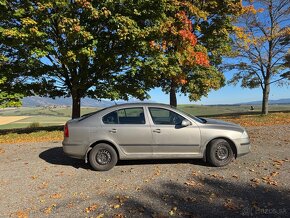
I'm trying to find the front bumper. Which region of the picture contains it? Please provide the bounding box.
[235,137,251,157]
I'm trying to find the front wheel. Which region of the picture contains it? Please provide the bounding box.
[207,139,234,167]
[89,143,118,171]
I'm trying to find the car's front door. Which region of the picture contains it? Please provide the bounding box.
[148,107,201,155]
[102,107,154,155]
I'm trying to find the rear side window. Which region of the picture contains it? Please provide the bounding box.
[102,107,145,124]
[102,111,118,124]
[149,107,184,125]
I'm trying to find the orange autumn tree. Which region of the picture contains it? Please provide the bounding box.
[144,1,241,106]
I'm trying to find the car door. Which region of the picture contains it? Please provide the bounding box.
[148,107,201,155]
[101,107,154,155]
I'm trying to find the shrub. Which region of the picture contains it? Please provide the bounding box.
[28,122,41,128]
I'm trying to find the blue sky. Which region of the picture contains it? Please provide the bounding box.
[147,71,290,105]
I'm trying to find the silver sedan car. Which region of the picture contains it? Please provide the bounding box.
[63,103,250,171]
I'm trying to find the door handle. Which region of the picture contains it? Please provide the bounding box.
[153,129,161,133]
[109,129,117,133]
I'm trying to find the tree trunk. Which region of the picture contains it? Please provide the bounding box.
[169,82,177,107]
[72,94,81,119]
[261,83,270,115]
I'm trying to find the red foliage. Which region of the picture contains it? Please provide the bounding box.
[176,11,197,46]
[149,10,210,68]
[179,29,197,46]
[149,40,155,48]
[194,52,210,67]
[176,11,192,31]
[180,78,187,85]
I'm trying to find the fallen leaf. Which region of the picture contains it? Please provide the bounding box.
[261,176,278,186]
[116,195,129,204]
[85,204,98,213]
[16,210,29,218]
[113,204,120,209]
[154,166,161,176]
[185,180,197,187]
[223,198,239,210]
[250,178,260,184]
[96,214,104,218]
[44,204,56,214]
[38,182,48,189]
[0,148,5,154]
[270,171,279,177]
[39,199,45,203]
[113,213,124,218]
[50,193,62,199]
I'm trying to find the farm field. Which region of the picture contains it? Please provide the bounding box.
[0,107,98,130]
[0,104,290,130]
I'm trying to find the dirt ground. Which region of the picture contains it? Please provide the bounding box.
[0,116,29,125]
[0,125,289,218]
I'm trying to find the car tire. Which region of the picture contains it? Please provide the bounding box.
[207,139,234,167]
[89,143,118,171]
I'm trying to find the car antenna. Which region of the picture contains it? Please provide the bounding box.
[114,100,118,105]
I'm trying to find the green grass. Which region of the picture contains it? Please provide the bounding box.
[177,104,290,116]
[19,116,70,123]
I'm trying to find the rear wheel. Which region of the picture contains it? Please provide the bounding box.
[89,143,118,171]
[207,139,234,167]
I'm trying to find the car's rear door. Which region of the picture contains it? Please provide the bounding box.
[148,107,201,155]
[101,107,154,155]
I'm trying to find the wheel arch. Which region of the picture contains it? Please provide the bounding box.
[85,140,120,163]
[203,137,237,162]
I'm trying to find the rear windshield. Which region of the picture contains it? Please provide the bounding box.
[79,108,106,121]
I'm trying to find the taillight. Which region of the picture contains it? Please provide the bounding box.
[64,123,69,137]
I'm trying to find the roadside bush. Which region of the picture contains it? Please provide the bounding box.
[28,122,41,128]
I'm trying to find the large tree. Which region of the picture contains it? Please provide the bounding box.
[228,0,290,115]
[139,0,242,106]
[1,0,171,118]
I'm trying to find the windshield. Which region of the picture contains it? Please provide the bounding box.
[173,106,207,123]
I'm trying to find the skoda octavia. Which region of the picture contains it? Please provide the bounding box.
[63,103,250,171]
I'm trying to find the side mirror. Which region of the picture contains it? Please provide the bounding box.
[181,119,191,127]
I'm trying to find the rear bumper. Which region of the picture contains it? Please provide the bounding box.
[62,141,86,159]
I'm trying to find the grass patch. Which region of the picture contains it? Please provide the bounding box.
[0,126,63,144]
[0,130,63,144]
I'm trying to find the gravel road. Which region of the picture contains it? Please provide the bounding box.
[0,125,289,218]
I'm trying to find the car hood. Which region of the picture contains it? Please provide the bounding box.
[203,118,238,126]
[199,117,244,132]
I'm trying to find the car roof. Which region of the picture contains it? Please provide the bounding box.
[104,102,174,110]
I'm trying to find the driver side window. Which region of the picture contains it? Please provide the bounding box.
[149,108,184,125]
